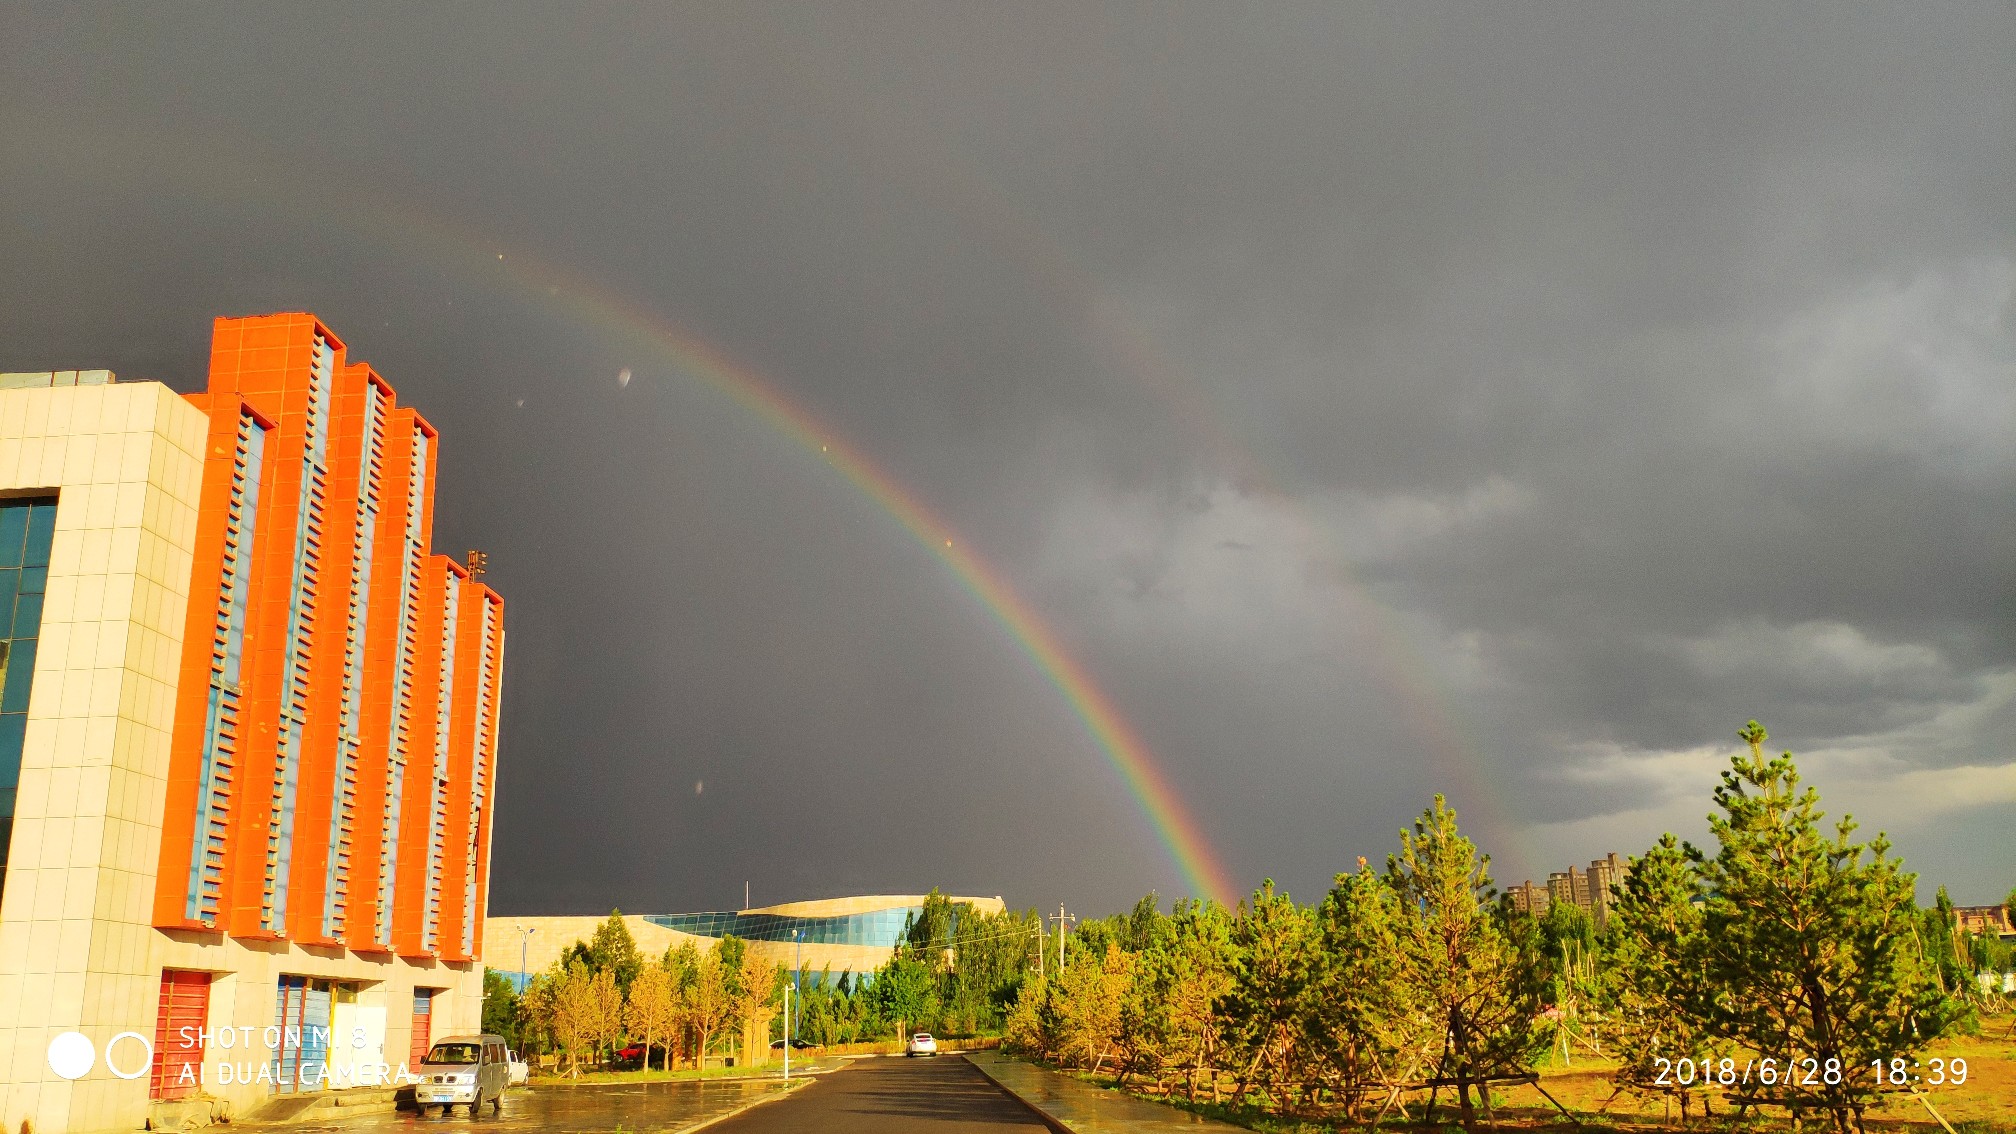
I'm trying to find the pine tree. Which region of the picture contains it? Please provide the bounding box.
[587,910,643,993]
[1695,722,1957,1133]
[1605,833,1721,1119]
[1223,880,1316,1111]
[1161,899,1236,1102]
[1308,861,1422,1120]
[1387,796,1545,1134]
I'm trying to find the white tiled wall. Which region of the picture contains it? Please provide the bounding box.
[0,381,206,1134]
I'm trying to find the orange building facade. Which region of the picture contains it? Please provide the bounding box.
[0,314,504,1134]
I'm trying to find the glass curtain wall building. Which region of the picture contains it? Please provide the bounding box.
[646,907,927,948]
[491,895,1009,992]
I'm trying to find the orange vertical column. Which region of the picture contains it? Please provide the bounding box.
[465,588,505,963]
[348,405,410,954]
[435,572,483,962]
[284,358,373,945]
[153,390,264,930]
[347,408,438,954]
[393,557,450,957]
[206,314,330,940]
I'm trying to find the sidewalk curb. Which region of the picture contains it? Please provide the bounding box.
[960,1054,1076,1134]
[672,1076,812,1133]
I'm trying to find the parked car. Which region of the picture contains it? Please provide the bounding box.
[905,1032,937,1057]
[506,1049,529,1086]
[415,1034,510,1115]
[614,1042,650,1069]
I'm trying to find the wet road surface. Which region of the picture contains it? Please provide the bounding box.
[240,1076,788,1133]
[708,1056,1050,1133]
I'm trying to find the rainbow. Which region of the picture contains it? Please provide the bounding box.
[399,231,1245,903]
[581,298,1240,905]
[111,119,1506,896]
[866,150,1524,863]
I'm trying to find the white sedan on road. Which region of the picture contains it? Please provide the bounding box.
[905,1033,938,1057]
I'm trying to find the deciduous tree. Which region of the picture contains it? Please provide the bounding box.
[734,949,782,1063]
[547,960,623,1076]
[684,948,733,1069]
[626,963,679,1072]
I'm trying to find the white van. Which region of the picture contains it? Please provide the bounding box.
[415,1034,511,1115]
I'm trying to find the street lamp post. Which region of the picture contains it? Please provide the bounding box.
[516,925,537,993]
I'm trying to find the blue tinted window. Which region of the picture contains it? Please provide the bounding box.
[23,506,54,567]
[12,594,42,639]
[2,640,37,714]
[0,496,57,908]
[0,508,24,565]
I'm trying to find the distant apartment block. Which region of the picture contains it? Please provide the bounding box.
[1511,852,1631,927]
[0,315,506,1134]
[1505,879,1550,915]
[1955,904,2014,937]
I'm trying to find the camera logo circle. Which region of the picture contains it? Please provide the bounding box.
[46,1032,94,1080]
[47,1031,153,1080]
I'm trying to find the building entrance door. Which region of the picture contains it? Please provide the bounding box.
[274,976,334,1092]
[409,988,434,1070]
[150,970,210,1100]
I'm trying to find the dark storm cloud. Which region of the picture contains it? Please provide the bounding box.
[2,2,2011,912]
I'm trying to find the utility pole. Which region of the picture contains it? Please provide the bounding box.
[1048,904,1075,975]
[516,925,537,993]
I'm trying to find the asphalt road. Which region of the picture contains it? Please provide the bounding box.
[238,1077,783,1133]
[709,1056,1051,1133]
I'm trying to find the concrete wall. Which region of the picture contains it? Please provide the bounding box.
[483,914,713,980]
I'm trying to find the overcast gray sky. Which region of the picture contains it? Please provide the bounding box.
[3,3,2011,915]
